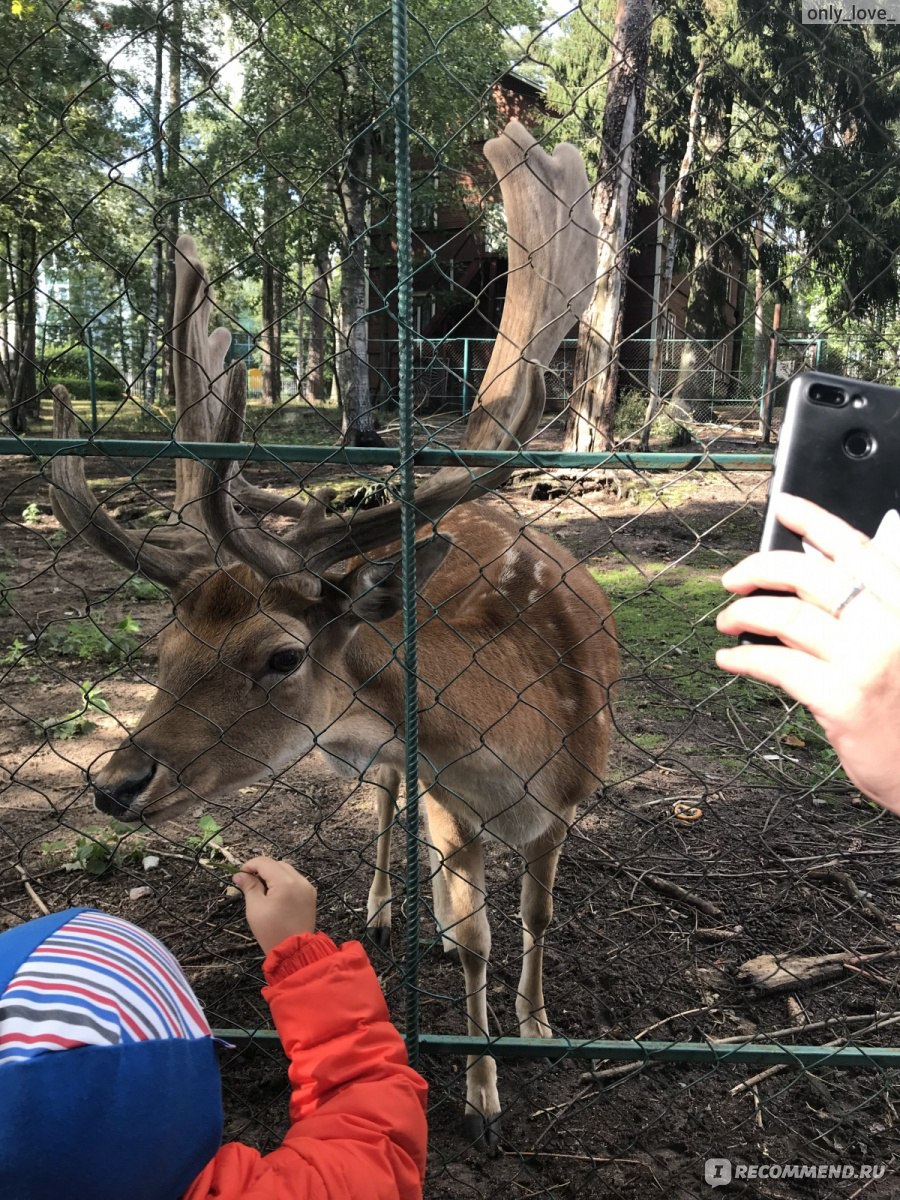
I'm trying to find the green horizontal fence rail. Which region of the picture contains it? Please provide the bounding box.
[210,1030,900,1071]
[0,436,775,473]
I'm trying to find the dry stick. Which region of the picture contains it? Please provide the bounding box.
[729,1011,900,1097]
[503,1151,648,1167]
[580,1006,709,1085]
[806,864,890,925]
[713,1010,900,1045]
[14,864,49,915]
[570,836,726,918]
[842,961,895,988]
[638,872,723,918]
[582,1011,900,1088]
[785,995,807,1027]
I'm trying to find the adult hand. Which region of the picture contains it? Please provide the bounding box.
[233,856,318,955]
[716,494,900,815]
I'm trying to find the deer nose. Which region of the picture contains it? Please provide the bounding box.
[92,761,157,820]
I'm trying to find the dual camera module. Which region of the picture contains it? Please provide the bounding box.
[808,382,874,460]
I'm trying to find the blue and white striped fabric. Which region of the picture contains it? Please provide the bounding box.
[0,910,209,1065]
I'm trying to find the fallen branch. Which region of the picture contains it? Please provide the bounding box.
[14,864,49,916]
[729,1012,900,1096]
[694,926,743,942]
[641,872,723,918]
[737,949,900,993]
[807,865,890,926]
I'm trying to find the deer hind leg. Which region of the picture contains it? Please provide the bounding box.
[423,791,501,1151]
[365,765,401,953]
[516,824,568,1039]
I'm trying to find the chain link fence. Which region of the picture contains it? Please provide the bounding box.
[3,1,900,1196]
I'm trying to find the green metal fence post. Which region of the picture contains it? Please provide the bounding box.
[461,337,470,415]
[85,327,98,433]
[391,0,422,1070]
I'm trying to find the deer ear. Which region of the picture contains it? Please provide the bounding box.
[344,535,452,623]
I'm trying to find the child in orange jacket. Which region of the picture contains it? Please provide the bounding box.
[0,856,428,1200]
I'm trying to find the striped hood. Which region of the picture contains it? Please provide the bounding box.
[0,908,223,1200]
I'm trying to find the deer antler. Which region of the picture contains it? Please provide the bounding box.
[200,119,599,587]
[48,386,211,587]
[170,237,326,522]
[48,236,323,581]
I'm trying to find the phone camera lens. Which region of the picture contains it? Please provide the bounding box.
[843,429,875,459]
[809,383,847,406]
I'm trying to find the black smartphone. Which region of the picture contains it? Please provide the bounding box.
[741,370,900,644]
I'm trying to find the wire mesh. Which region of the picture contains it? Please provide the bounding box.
[3,1,900,1196]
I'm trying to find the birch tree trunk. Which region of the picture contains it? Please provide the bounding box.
[565,0,652,452]
[7,224,39,432]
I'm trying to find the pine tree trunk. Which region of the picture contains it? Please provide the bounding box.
[260,258,282,406]
[161,0,183,406]
[565,0,652,452]
[337,131,377,445]
[0,248,10,402]
[669,238,727,421]
[752,215,767,396]
[145,24,164,405]
[305,249,329,402]
[642,58,706,450]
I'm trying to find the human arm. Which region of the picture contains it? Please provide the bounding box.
[715,493,900,815]
[184,859,428,1200]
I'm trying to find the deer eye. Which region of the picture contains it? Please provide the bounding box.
[267,648,304,674]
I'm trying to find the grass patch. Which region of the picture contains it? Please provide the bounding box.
[33,397,345,447]
[596,560,727,662]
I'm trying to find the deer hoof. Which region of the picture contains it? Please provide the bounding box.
[463,1110,502,1154]
[365,925,392,955]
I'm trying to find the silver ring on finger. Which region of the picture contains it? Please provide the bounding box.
[834,580,866,617]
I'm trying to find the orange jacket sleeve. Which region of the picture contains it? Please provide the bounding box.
[184,934,428,1200]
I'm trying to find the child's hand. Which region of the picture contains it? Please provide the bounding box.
[233,857,318,955]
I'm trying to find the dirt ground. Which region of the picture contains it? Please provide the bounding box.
[2,414,900,1199]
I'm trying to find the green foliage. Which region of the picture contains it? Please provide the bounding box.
[121,577,167,604]
[41,822,146,877]
[0,637,28,667]
[41,613,143,664]
[185,815,235,871]
[39,681,113,740]
[46,377,124,404]
[42,344,124,383]
[185,814,224,853]
[20,503,42,526]
[614,389,686,446]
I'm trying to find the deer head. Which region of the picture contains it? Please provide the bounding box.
[49,119,599,823]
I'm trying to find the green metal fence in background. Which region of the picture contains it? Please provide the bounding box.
[4,1,900,1196]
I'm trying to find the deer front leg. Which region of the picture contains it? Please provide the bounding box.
[424,790,459,960]
[424,793,500,1151]
[516,827,567,1039]
[365,765,401,953]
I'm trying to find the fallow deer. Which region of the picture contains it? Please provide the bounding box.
[48,120,618,1146]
